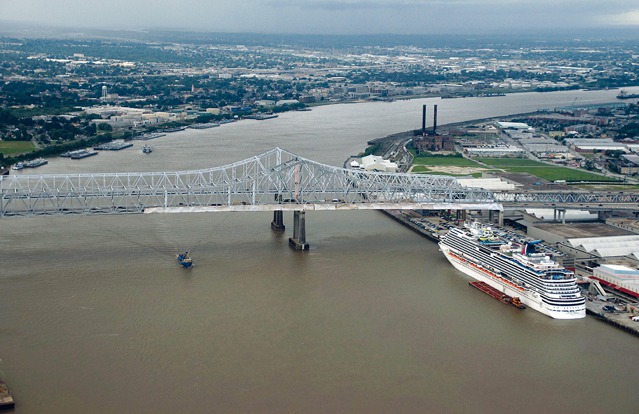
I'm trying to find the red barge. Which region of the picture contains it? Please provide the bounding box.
[469,281,526,309]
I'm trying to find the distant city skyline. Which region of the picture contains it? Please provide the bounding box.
[0,0,638,35]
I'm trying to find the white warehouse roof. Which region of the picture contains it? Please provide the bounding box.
[567,235,639,258]
[496,121,531,130]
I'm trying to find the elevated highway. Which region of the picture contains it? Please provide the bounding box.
[495,191,639,211]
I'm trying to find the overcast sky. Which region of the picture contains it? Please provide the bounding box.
[1,0,638,35]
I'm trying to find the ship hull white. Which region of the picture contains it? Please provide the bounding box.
[440,245,585,319]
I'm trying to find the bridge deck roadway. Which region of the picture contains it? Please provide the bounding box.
[144,202,503,214]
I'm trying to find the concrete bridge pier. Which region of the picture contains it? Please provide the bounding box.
[289,211,309,251]
[271,210,285,232]
[554,208,567,224]
[271,195,285,232]
[598,210,613,221]
[487,210,503,226]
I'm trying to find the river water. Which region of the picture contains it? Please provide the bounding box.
[2,89,639,413]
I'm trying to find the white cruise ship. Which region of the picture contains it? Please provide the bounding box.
[439,221,586,319]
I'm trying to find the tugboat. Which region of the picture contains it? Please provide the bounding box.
[177,251,193,268]
[511,297,526,309]
[142,145,152,154]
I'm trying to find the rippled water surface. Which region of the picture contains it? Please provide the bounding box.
[2,90,639,413]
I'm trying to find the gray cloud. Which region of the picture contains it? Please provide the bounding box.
[264,0,444,10]
[0,0,637,34]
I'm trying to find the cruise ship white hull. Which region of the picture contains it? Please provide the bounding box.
[440,245,586,319]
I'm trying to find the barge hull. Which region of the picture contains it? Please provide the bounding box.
[0,380,15,410]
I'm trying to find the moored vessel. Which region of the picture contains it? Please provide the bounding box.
[244,114,278,120]
[162,126,187,133]
[0,380,15,410]
[64,149,98,159]
[617,90,639,100]
[94,140,134,151]
[132,132,166,141]
[12,158,48,170]
[189,122,220,129]
[25,158,48,168]
[469,281,525,309]
[439,221,585,319]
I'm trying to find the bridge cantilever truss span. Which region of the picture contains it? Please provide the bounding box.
[0,147,500,218]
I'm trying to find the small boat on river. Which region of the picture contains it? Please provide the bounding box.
[177,251,193,268]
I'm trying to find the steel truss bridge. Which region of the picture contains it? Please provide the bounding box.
[2,147,639,219]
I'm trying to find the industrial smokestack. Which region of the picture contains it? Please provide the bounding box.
[433,104,438,134]
[422,104,426,133]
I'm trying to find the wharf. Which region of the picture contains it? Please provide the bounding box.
[0,380,14,410]
[585,300,639,337]
[380,210,442,242]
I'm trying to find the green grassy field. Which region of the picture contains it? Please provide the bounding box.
[480,158,617,182]
[0,141,35,155]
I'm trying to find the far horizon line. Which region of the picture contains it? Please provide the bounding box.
[1,19,639,41]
